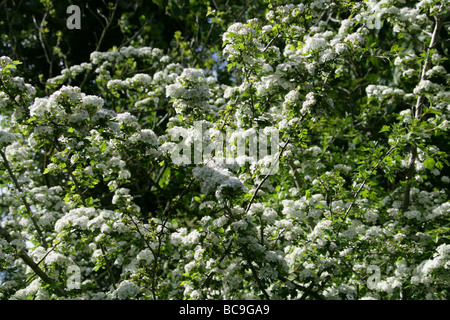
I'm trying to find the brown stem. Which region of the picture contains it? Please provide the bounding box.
[245,138,290,214]
[402,16,440,212]
[0,226,66,297]
[99,243,117,290]
[337,144,397,234]
[0,150,48,249]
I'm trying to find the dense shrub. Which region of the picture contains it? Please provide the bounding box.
[0,0,449,300]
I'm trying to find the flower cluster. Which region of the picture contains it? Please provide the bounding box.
[192,160,247,201]
[166,68,215,114]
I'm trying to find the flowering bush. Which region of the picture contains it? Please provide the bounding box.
[0,0,449,300]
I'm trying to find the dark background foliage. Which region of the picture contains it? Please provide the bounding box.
[0,0,267,94]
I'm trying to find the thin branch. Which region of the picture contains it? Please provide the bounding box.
[0,149,48,249]
[118,16,152,50]
[80,0,119,90]
[201,240,234,289]
[245,138,290,214]
[99,242,117,290]
[127,214,158,300]
[288,160,302,189]
[337,144,397,234]
[0,225,66,297]
[262,32,279,53]
[278,275,324,300]
[245,254,271,300]
[402,15,440,213]
[32,12,53,78]
[224,205,270,300]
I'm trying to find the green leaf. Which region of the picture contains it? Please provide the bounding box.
[64,193,71,204]
[93,265,102,272]
[227,62,235,71]
[390,44,405,53]
[423,158,435,170]
[5,64,16,70]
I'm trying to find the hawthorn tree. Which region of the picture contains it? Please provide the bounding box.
[0,0,449,300]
